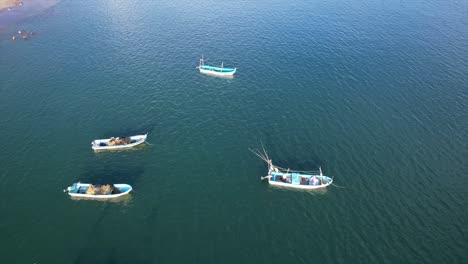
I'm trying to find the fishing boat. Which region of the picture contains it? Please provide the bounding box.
[251,147,333,190]
[64,182,132,199]
[196,56,236,77]
[91,133,147,151]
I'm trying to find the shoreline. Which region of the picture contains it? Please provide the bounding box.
[0,0,59,32]
[0,0,17,10]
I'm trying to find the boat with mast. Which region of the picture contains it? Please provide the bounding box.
[250,146,333,190]
[196,55,236,77]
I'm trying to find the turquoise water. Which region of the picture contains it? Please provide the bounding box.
[1,0,467,263]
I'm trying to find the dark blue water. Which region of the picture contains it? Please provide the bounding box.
[1,0,467,263]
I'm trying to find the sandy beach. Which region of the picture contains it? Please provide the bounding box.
[0,0,59,31]
[0,0,16,10]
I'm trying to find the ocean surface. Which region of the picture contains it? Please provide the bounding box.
[0,0,467,263]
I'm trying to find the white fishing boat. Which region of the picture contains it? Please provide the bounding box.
[264,165,333,189]
[91,133,147,151]
[65,182,132,199]
[251,147,333,190]
[196,56,236,77]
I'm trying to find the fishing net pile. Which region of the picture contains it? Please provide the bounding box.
[86,184,113,195]
[107,137,131,146]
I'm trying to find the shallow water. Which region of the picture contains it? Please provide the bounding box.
[0,0,467,263]
[0,0,59,31]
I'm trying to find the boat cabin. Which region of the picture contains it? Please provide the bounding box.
[199,65,236,73]
[270,173,326,186]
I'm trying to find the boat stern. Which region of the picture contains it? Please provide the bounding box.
[324,176,333,185]
[65,183,79,194]
[91,140,100,149]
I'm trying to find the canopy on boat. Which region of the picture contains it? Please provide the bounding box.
[200,65,236,72]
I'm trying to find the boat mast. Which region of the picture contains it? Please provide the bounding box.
[199,55,204,67]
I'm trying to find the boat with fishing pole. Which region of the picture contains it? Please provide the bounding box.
[250,147,333,190]
[196,55,236,77]
[91,133,148,151]
[64,182,132,199]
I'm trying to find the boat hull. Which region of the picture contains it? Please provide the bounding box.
[91,134,147,151]
[199,69,236,76]
[268,179,332,189]
[198,66,236,77]
[67,183,132,199]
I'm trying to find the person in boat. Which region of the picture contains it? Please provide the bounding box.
[310,176,321,185]
[282,174,291,183]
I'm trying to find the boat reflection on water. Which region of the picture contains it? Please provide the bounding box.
[267,184,329,194]
[93,143,148,153]
[200,72,234,79]
[70,193,133,204]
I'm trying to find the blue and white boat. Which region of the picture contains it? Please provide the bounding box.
[264,164,333,189]
[91,133,147,151]
[65,182,132,199]
[251,147,333,190]
[197,56,236,77]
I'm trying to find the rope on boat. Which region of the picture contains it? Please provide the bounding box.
[249,146,321,174]
[145,141,153,146]
[331,183,345,188]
